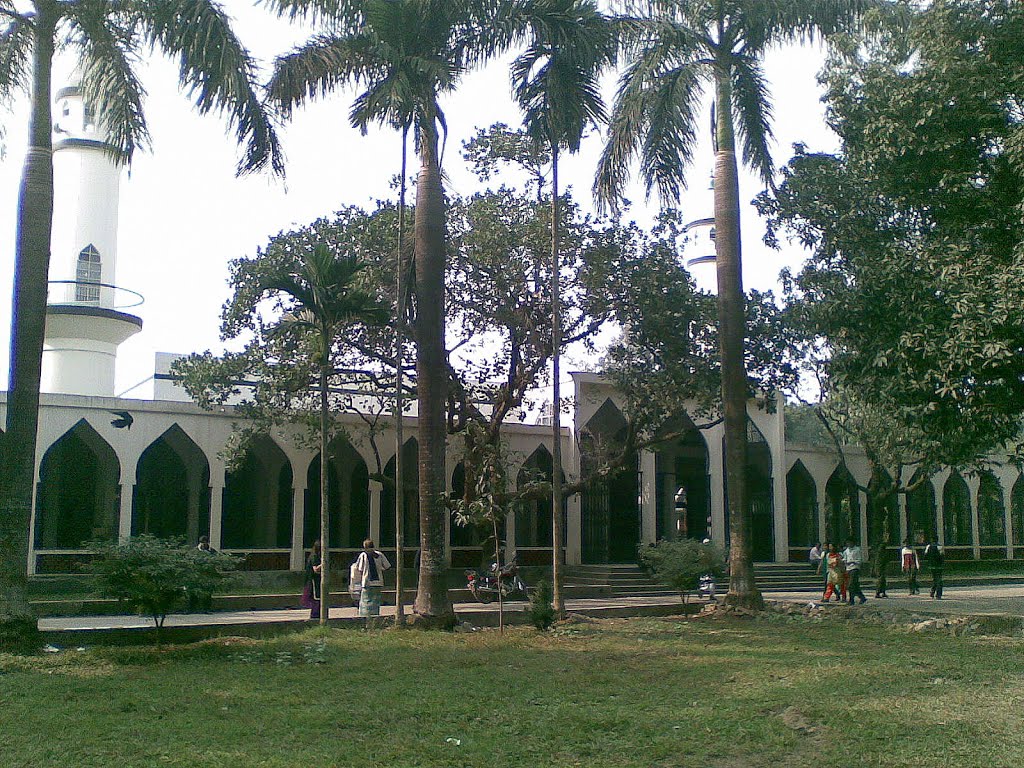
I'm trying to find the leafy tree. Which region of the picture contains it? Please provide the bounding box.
[266,0,521,626]
[0,0,284,650]
[593,0,893,608]
[90,535,239,641]
[760,0,1024,570]
[637,538,725,603]
[177,234,388,627]
[512,0,615,618]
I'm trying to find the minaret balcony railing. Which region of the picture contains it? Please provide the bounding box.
[46,280,144,311]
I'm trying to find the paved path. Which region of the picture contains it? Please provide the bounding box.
[37,584,1024,635]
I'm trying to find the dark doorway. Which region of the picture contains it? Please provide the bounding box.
[133,425,210,542]
[36,420,120,548]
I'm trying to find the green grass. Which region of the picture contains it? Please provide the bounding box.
[3,616,1024,767]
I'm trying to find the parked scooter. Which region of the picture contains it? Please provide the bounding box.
[465,557,528,603]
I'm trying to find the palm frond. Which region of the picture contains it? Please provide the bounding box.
[729,51,774,188]
[68,6,150,164]
[512,0,615,152]
[268,34,379,116]
[0,10,31,104]
[259,0,363,27]
[740,0,904,50]
[137,0,285,177]
[595,49,705,211]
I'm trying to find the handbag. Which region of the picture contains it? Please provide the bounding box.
[349,559,363,599]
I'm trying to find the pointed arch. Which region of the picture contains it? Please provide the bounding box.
[449,461,480,547]
[977,470,1006,547]
[581,399,638,563]
[653,412,709,542]
[866,469,899,548]
[133,424,211,542]
[305,434,370,549]
[1011,474,1024,548]
[515,444,567,549]
[942,472,971,547]
[825,465,859,545]
[222,435,293,549]
[906,471,936,543]
[786,460,817,549]
[36,419,120,548]
[381,438,418,549]
[728,418,774,559]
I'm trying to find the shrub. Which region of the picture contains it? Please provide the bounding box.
[638,539,726,603]
[528,578,557,630]
[89,536,239,637]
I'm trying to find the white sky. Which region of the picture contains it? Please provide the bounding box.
[0,3,837,397]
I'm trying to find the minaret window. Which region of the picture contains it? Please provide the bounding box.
[76,245,101,302]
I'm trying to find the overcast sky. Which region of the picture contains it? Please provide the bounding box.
[0,3,838,397]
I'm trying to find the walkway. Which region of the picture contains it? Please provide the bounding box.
[38,584,1024,639]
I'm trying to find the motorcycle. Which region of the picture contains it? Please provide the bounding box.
[465,557,528,603]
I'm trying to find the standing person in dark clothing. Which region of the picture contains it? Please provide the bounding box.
[901,540,920,595]
[923,540,944,599]
[873,544,890,598]
[304,540,323,620]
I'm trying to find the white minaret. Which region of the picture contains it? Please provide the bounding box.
[681,172,718,294]
[42,74,142,397]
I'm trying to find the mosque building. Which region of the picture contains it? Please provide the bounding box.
[3,80,1022,579]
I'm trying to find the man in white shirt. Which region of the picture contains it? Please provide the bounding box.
[842,540,867,605]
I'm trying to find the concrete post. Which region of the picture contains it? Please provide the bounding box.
[290,480,306,571]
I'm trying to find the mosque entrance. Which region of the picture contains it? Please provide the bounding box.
[581,399,640,564]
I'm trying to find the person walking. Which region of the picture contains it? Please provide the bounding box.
[817,541,833,595]
[901,540,921,595]
[353,539,391,624]
[304,540,323,620]
[842,539,867,605]
[923,540,944,599]
[873,544,890,598]
[822,544,848,603]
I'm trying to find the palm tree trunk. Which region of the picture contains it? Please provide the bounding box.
[394,126,409,627]
[550,147,566,619]
[412,114,454,625]
[713,70,762,610]
[1,4,57,650]
[319,362,330,626]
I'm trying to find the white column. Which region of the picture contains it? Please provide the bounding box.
[566,494,582,565]
[118,482,134,542]
[813,469,829,544]
[996,467,1016,559]
[27,475,40,576]
[505,512,516,561]
[290,479,306,571]
[773,468,788,563]
[858,490,870,550]
[706,427,726,548]
[640,449,657,545]
[368,479,382,547]
[932,469,950,547]
[209,477,225,552]
[967,475,981,560]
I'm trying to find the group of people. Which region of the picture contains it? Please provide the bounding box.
[809,538,946,603]
[303,538,392,621]
[810,540,868,604]
[900,539,945,599]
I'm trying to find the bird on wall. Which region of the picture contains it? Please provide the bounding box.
[109,411,133,430]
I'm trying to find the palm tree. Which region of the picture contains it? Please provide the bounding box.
[0,0,283,648]
[261,243,388,626]
[595,0,888,607]
[512,0,616,618]
[267,0,519,624]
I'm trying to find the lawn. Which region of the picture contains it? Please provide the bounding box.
[2,615,1023,768]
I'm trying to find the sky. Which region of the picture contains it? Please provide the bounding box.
[0,3,839,398]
